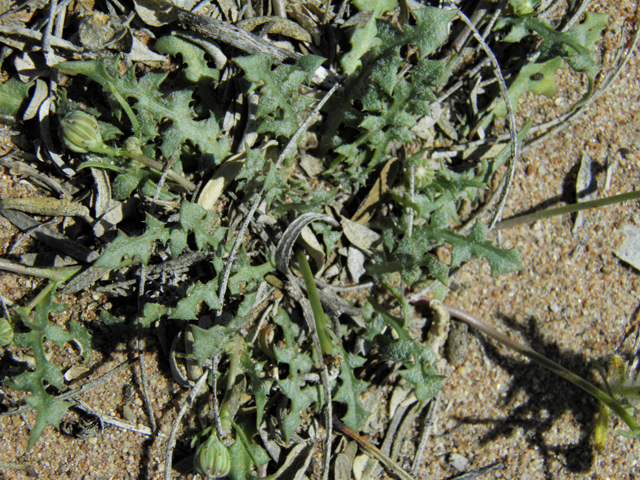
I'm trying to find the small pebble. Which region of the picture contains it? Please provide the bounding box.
[449,453,469,472]
[122,404,137,423]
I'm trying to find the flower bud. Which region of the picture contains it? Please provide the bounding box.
[411,155,435,189]
[59,111,112,154]
[512,0,534,16]
[193,431,231,478]
[123,136,143,156]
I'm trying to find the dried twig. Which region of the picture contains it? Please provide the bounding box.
[210,354,224,438]
[0,155,72,199]
[41,0,58,65]
[363,392,418,479]
[451,462,505,479]
[136,264,157,433]
[411,393,441,474]
[0,209,99,263]
[150,156,177,214]
[176,8,302,64]
[164,370,209,480]
[333,416,414,480]
[0,25,81,51]
[456,10,519,231]
[73,397,160,437]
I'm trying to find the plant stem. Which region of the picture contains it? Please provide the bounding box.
[442,304,640,434]
[369,298,411,342]
[495,190,640,231]
[24,281,57,313]
[0,258,82,282]
[219,335,242,429]
[295,249,334,355]
[117,150,196,192]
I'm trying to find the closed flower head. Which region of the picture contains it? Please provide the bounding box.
[59,111,113,155]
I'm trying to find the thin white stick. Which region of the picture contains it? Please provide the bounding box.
[456,11,519,231]
[164,371,209,480]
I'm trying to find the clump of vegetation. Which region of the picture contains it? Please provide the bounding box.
[0,0,636,478]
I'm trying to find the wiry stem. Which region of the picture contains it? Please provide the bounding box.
[118,150,196,192]
[495,190,640,231]
[441,304,640,435]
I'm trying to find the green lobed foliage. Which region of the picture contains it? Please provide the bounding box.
[8,286,92,450]
[6,2,610,472]
[323,7,458,185]
[493,10,609,116]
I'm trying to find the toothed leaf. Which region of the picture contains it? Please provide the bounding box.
[95,214,170,267]
[170,280,222,320]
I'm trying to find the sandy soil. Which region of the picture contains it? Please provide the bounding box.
[0,1,639,479]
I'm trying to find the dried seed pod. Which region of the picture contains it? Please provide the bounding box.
[0,318,13,346]
[257,324,276,360]
[59,111,114,155]
[609,354,627,389]
[193,430,231,478]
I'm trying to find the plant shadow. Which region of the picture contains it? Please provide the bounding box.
[499,156,605,224]
[457,313,603,479]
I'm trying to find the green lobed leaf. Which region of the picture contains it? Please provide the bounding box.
[190,324,234,366]
[376,7,457,56]
[170,279,222,320]
[227,419,270,480]
[273,188,339,215]
[263,164,288,207]
[236,146,268,185]
[112,171,147,200]
[154,36,220,85]
[240,355,274,426]
[169,228,188,259]
[139,303,169,328]
[277,379,318,443]
[333,345,371,431]
[236,54,320,140]
[272,308,317,441]
[9,287,92,449]
[393,218,522,281]
[341,16,383,75]
[95,214,170,267]
[236,292,258,319]
[327,6,455,182]
[58,56,230,163]
[494,12,608,116]
[176,201,227,253]
[228,252,274,296]
[381,339,443,403]
[399,356,443,403]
